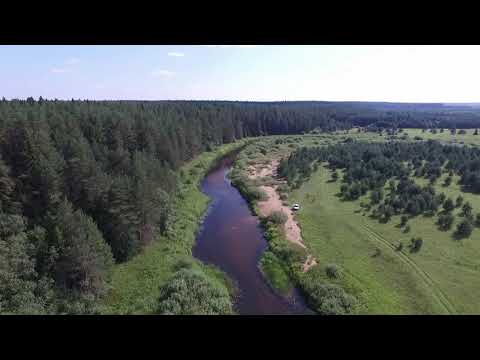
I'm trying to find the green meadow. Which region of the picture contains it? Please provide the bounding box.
[245,130,480,314]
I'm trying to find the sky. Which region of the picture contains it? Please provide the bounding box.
[2,45,480,103]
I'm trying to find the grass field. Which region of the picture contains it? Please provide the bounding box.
[244,130,480,314]
[403,128,480,146]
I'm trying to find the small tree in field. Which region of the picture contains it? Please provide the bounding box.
[443,198,455,212]
[455,220,473,239]
[410,237,423,253]
[400,215,408,227]
[437,213,454,231]
[461,201,473,220]
[456,195,464,208]
[325,263,342,279]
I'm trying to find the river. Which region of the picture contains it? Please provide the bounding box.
[192,153,313,315]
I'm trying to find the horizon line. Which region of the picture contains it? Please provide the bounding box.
[3,97,480,105]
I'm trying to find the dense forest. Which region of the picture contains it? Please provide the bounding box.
[3,98,480,314]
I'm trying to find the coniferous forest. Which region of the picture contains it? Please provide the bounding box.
[3,98,480,314]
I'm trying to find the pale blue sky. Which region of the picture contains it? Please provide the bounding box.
[1,45,480,102]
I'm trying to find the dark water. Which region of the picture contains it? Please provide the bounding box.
[193,154,313,315]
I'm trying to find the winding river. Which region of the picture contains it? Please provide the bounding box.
[192,153,313,315]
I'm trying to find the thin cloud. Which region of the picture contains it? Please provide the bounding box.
[65,57,81,65]
[168,52,185,57]
[50,67,70,74]
[50,57,80,74]
[151,69,176,78]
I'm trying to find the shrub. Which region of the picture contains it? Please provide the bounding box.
[250,187,268,201]
[173,257,195,271]
[301,281,357,315]
[456,195,464,208]
[325,263,342,279]
[455,220,473,239]
[410,237,423,253]
[443,198,455,212]
[437,213,454,231]
[461,201,473,219]
[157,268,233,315]
[277,184,290,193]
[269,211,288,225]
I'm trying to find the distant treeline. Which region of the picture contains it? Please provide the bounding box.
[2,98,480,314]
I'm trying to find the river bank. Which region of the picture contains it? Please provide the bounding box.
[100,140,251,314]
[193,151,311,314]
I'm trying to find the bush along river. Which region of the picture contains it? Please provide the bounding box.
[193,153,313,315]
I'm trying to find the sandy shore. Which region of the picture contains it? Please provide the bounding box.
[247,159,317,272]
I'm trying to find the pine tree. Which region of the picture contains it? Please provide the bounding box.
[52,200,113,300]
[461,201,473,219]
[455,219,473,239]
[443,198,455,212]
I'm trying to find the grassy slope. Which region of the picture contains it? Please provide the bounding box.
[100,140,249,314]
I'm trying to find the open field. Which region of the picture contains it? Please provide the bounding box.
[239,131,480,314]
[403,128,480,146]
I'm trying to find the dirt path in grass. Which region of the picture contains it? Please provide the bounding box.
[360,222,455,314]
[247,159,317,272]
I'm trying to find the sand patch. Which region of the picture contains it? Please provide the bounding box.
[258,185,305,249]
[303,255,318,273]
[248,158,317,272]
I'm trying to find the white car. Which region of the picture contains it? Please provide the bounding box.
[292,203,300,211]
